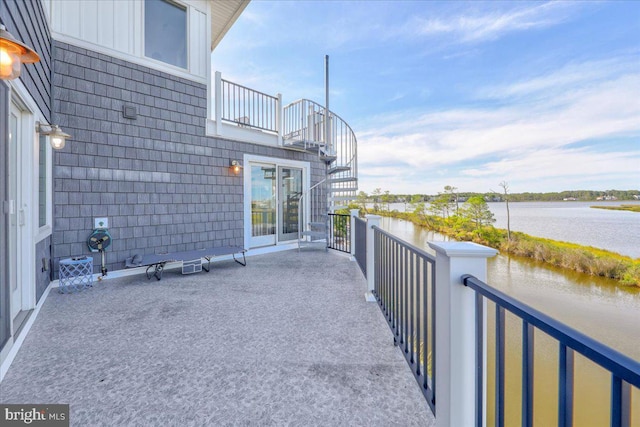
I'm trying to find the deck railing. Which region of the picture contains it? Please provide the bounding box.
[348,217,640,425]
[327,213,350,253]
[219,78,279,132]
[353,216,367,277]
[373,226,436,413]
[462,274,640,427]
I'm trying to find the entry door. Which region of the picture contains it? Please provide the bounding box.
[278,167,302,241]
[8,104,20,319]
[250,163,277,247]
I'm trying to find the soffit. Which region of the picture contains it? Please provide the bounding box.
[210,0,250,51]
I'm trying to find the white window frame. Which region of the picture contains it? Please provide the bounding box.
[143,0,190,71]
[34,132,53,242]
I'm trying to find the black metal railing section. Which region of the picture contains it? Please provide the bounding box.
[328,213,350,253]
[354,216,367,277]
[220,79,278,132]
[373,226,436,413]
[462,275,640,427]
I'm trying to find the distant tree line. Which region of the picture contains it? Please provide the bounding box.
[357,188,639,205]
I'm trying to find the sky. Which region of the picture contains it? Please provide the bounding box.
[211,1,640,195]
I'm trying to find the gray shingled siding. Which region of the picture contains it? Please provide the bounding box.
[0,0,52,121]
[52,41,325,277]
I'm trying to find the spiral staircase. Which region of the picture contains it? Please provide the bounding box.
[282,99,358,249]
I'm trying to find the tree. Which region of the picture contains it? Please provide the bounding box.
[499,181,511,241]
[461,195,495,229]
[356,191,369,213]
[409,194,425,215]
[371,188,382,211]
[429,193,452,218]
[382,190,392,211]
[444,185,459,215]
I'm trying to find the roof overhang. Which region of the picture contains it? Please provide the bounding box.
[210,0,250,51]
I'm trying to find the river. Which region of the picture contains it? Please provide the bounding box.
[378,215,640,426]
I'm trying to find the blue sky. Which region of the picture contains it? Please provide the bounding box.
[212,1,640,195]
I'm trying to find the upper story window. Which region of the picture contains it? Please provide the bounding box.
[145,0,187,69]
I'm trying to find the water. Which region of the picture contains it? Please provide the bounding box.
[489,201,640,259]
[378,216,640,425]
[376,200,640,258]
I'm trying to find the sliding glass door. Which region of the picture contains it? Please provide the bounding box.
[278,167,302,242]
[249,163,304,247]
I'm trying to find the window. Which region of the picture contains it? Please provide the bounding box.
[145,0,187,69]
[38,134,47,227]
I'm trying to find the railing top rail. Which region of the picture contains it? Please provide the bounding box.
[372,225,436,263]
[285,98,358,139]
[462,274,640,388]
[328,213,350,217]
[221,78,278,102]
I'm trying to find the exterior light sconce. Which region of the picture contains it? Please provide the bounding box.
[230,160,242,175]
[36,122,72,150]
[0,24,40,80]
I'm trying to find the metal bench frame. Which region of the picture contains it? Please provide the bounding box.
[126,246,247,281]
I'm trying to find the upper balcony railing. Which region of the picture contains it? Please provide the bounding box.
[219,78,279,133]
[212,73,358,184]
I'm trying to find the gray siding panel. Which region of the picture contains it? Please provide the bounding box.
[52,41,325,276]
[0,0,52,121]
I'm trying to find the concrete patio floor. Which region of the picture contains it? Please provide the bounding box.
[0,249,435,426]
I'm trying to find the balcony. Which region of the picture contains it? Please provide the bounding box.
[0,250,434,425]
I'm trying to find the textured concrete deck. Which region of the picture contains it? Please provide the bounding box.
[1,250,435,426]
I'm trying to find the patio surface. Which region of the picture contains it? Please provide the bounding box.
[0,249,435,426]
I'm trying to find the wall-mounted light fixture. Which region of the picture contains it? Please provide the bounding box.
[230,159,242,175]
[36,122,72,150]
[0,24,40,80]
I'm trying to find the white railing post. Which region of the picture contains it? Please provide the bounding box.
[214,71,222,136]
[428,242,497,427]
[364,214,380,302]
[276,93,283,146]
[349,209,359,261]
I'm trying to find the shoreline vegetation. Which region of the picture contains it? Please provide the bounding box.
[591,204,640,213]
[355,207,640,288]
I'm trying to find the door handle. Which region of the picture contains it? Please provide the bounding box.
[19,208,25,226]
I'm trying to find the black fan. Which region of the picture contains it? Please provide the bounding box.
[87,229,112,278]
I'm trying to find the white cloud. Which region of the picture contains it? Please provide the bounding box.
[357,57,640,194]
[407,1,579,44]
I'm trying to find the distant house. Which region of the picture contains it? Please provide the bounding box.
[1,0,357,374]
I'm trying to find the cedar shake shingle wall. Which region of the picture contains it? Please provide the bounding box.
[0,0,52,121]
[52,41,324,276]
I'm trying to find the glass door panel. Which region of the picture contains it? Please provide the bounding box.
[250,164,276,247]
[278,167,303,241]
[9,107,19,319]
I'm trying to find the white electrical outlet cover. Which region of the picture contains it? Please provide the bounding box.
[95,218,108,229]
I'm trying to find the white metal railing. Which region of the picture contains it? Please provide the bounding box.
[282,98,358,181]
[219,78,279,132]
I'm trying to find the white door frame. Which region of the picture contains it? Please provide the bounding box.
[8,89,38,325]
[243,154,310,250]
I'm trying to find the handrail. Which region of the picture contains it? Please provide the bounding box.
[373,226,436,413]
[463,274,639,427]
[462,274,640,386]
[220,78,278,132]
[298,179,327,251]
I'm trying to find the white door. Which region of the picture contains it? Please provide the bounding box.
[277,166,303,242]
[8,104,20,320]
